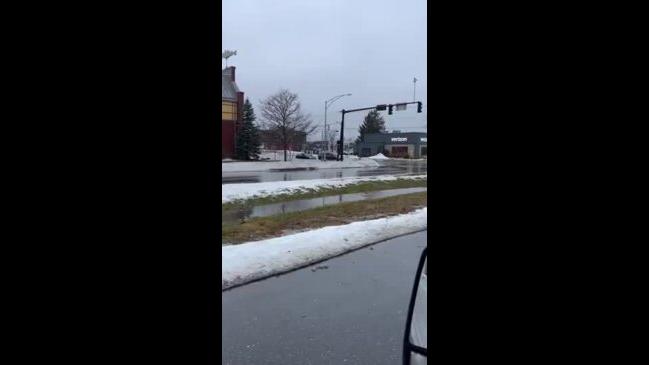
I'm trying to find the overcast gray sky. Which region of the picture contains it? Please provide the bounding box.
[223,0,427,141]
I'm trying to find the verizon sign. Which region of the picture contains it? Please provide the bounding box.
[391,137,407,142]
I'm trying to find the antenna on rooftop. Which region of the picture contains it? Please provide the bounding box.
[222,50,237,67]
[413,77,417,102]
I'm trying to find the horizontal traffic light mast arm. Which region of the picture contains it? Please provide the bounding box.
[391,101,421,106]
[341,106,381,114]
[341,101,423,114]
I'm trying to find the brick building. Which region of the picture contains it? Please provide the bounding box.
[259,130,307,151]
[305,140,328,153]
[222,67,244,159]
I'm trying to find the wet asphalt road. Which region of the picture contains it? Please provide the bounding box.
[222,159,427,184]
[221,230,427,365]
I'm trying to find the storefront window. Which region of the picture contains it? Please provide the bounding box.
[391,146,408,157]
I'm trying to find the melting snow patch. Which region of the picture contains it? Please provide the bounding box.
[368,153,390,160]
[222,174,427,204]
[222,207,427,290]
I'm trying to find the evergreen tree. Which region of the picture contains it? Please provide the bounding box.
[355,110,386,144]
[235,99,261,160]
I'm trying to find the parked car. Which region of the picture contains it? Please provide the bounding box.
[319,152,338,160]
[295,153,313,159]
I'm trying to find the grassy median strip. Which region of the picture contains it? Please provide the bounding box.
[223,177,427,210]
[222,191,427,244]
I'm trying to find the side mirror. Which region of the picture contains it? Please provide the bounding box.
[403,247,427,364]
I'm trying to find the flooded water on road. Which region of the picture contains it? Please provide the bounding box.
[221,159,427,184]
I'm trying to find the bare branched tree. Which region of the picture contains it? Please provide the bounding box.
[259,89,316,161]
[325,127,338,152]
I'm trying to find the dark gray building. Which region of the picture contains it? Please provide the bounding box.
[356,132,427,158]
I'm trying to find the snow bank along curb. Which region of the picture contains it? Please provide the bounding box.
[222,159,379,172]
[222,174,427,204]
[369,153,390,160]
[222,208,427,290]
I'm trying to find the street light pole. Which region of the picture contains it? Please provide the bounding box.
[324,100,328,152]
[324,93,351,161]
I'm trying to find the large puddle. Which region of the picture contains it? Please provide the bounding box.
[222,187,427,224]
[221,159,428,184]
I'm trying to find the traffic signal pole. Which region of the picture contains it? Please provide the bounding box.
[338,111,344,161]
[338,101,422,161]
[338,105,377,161]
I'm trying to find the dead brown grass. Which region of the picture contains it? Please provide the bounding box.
[222,191,427,244]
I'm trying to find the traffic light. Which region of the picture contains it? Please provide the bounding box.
[376,104,387,111]
[388,105,393,115]
[417,101,422,113]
